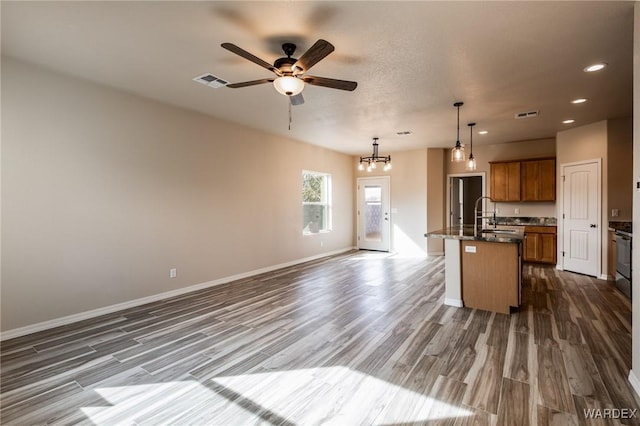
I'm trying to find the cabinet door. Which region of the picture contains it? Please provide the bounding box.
[538,233,557,264]
[523,233,540,262]
[538,159,556,201]
[491,162,520,201]
[521,161,539,201]
[521,159,556,201]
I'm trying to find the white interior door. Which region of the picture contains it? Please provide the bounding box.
[562,161,600,276]
[357,177,391,251]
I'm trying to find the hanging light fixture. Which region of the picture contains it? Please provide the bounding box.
[466,122,477,171]
[451,101,465,162]
[358,137,392,172]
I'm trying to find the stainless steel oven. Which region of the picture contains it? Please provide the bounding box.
[615,230,632,299]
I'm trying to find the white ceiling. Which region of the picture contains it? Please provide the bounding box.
[1,1,634,155]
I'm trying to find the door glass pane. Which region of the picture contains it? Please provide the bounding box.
[364,186,382,241]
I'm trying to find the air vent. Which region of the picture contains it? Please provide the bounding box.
[515,110,539,119]
[193,73,229,88]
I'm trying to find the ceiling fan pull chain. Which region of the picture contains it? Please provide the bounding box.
[289,100,292,130]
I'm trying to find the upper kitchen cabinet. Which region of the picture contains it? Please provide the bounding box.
[490,161,521,201]
[490,157,556,202]
[521,158,556,201]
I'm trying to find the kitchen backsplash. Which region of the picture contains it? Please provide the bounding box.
[489,216,557,226]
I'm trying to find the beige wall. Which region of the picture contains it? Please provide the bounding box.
[355,148,428,256]
[426,149,445,255]
[608,116,634,221]
[556,120,608,276]
[446,138,557,219]
[1,57,354,332]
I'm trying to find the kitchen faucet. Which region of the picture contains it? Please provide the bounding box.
[473,196,497,236]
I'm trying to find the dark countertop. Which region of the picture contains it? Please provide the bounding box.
[425,226,524,243]
[609,221,632,234]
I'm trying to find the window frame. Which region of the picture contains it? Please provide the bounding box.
[301,170,332,235]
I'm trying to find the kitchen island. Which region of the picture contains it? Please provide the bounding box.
[426,226,524,314]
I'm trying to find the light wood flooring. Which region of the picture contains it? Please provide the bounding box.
[1,251,639,425]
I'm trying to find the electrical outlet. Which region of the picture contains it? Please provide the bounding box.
[169,268,177,278]
[514,208,520,214]
[611,209,619,217]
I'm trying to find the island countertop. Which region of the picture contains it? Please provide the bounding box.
[425,226,524,243]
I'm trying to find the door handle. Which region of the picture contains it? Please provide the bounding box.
[590,224,597,228]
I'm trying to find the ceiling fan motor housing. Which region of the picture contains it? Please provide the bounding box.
[274,56,297,74]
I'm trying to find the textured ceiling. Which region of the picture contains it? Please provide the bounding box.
[1,1,634,155]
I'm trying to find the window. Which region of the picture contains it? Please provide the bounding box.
[302,170,332,234]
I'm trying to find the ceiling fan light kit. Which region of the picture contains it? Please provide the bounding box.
[359,138,392,172]
[451,101,466,163]
[273,76,304,96]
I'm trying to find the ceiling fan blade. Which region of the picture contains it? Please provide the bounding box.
[290,93,305,106]
[302,75,357,91]
[226,78,274,88]
[293,39,335,74]
[221,43,279,74]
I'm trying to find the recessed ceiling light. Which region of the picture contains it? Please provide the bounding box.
[478,130,488,135]
[571,98,588,104]
[563,119,575,124]
[584,63,607,72]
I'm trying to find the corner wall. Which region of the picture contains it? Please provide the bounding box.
[1,57,354,333]
[630,1,640,398]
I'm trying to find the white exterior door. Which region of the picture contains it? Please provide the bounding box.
[357,177,391,251]
[562,161,600,276]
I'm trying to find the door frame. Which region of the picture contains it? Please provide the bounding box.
[356,176,391,252]
[558,158,603,277]
[446,172,487,228]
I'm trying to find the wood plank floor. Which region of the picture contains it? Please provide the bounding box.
[1,251,639,425]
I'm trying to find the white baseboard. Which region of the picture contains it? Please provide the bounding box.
[1,247,355,341]
[598,274,609,281]
[629,370,640,399]
[444,298,463,308]
[428,252,445,256]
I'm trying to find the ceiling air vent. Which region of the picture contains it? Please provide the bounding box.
[193,73,229,88]
[515,110,539,119]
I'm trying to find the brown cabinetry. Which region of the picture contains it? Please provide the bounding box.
[523,226,557,264]
[461,240,520,314]
[521,158,556,201]
[490,161,521,201]
[490,157,555,202]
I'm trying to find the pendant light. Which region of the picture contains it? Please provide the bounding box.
[466,122,477,171]
[451,101,465,162]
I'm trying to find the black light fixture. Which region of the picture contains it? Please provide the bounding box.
[358,137,392,172]
[451,101,465,162]
[466,122,477,171]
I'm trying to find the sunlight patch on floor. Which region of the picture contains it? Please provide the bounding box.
[81,367,472,424]
[212,366,472,424]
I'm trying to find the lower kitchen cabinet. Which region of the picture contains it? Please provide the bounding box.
[523,226,557,264]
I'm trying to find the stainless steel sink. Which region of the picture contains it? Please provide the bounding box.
[481,229,517,234]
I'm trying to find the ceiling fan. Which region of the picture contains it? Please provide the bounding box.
[221,39,358,106]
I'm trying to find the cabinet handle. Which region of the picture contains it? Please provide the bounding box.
[590,224,597,228]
